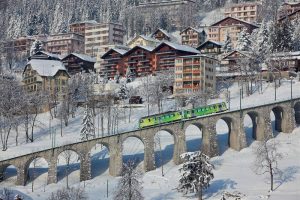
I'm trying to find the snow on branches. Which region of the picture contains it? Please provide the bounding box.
[177,151,214,200]
[114,160,144,200]
[80,105,95,141]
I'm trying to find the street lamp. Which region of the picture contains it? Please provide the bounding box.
[290,76,294,100]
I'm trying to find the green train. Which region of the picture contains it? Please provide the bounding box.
[139,102,228,129]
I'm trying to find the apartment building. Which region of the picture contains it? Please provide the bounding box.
[69,20,98,36]
[278,2,300,19]
[207,17,258,48]
[174,55,217,96]
[180,27,206,48]
[85,22,125,72]
[2,35,47,59]
[224,2,262,23]
[101,41,200,79]
[46,33,84,55]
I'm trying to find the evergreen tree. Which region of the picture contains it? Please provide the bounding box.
[236,28,251,51]
[223,32,233,53]
[30,40,44,56]
[80,105,95,141]
[177,151,214,200]
[292,19,300,51]
[114,161,144,200]
[118,84,128,100]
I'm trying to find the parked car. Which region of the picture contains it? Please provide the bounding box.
[129,96,143,104]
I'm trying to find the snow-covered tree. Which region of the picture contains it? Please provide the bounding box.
[80,105,95,140]
[251,20,269,65]
[30,40,43,56]
[118,84,128,100]
[177,151,214,200]
[292,19,300,51]
[47,187,87,200]
[253,136,283,191]
[236,28,251,51]
[223,31,233,53]
[114,160,144,200]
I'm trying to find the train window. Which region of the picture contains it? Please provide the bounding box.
[148,119,151,122]
[192,110,194,113]
[140,120,143,123]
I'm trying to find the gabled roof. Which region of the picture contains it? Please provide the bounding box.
[127,34,160,45]
[210,17,259,28]
[154,41,200,54]
[151,28,172,39]
[222,50,251,60]
[62,53,96,63]
[29,51,63,61]
[123,45,155,56]
[25,59,69,77]
[197,40,224,50]
[180,27,206,34]
[101,48,129,59]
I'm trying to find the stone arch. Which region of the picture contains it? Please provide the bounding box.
[0,164,18,185]
[271,106,284,134]
[294,101,300,125]
[244,111,259,142]
[89,142,110,178]
[56,149,81,184]
[25,157,49,186]
[153,129,175,169]
[122,135,145,169]
[184,122,204,152]
[216,116,235,153]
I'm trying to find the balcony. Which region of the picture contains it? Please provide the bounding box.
[183,77,193,81]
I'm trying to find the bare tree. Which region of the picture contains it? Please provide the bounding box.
[253,136,283,191]
[0,188,14,200]
[47,187,87,200]
[114,160,144,200]
[61,150,78,189]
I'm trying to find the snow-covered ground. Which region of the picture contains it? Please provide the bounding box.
[1,78,300,199]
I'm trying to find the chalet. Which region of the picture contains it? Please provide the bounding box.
[180,27,206,47]
[278,2,300,19]
[197,40,224,56]
[269,51,300,72]
[62,53,96,75]
[220,50,251,74]
[127,35,160,48]
[151,28,177,42]
[123,45,155,77]
[278,9,300,23]
[22,59,70,98]
[207,17,258,48]
[153,41,200,71]
[101,48,129,79]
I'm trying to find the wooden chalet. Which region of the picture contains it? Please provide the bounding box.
[151,28,173,41]
[180,27,206,48]
[197,40,224,55]
[62,53,96,75]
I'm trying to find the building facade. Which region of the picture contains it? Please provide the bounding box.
[224,2,262,23]
[85,22,125,72]
[69,20,98,36]
[197,40,224,56]
[278,2,300,19]
[174,55,217,96]
[180,27,206,48]
[22,59,70,98]
[207,17,258,48]
[46,33,85,55]
[62,53,96,75]
[127,35,160,48]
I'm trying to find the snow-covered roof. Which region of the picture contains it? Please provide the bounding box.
[180,27,205,34]
[197,40,224,49]
[156,41,200,54]
[127,35,160,45]
[69,20,98,25]
[151,28,172,39]
[30,51,64,60]
[113,48,129,55]
[26,59,68,77]
[136,45,155,52]
[63,53,96,63]
[210,17,259,28]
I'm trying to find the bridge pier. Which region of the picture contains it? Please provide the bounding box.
[202,124,219,157]
[281,106,296,133]
[47,156,57,184]
[109,139,122,176]
[80,152,91,182]
[15,164,27,186]
[230,118,247,151]
[144,135,155,171]
[173,130,186,165]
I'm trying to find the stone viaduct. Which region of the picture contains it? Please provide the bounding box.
[1,98,300,186]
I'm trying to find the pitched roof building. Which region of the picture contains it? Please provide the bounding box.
[62,53,96,75]
[207,17,258,48]
[180,27,206,48]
